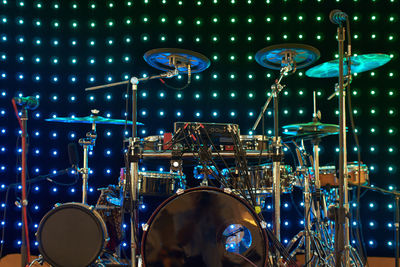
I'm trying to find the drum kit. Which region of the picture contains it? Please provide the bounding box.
[30,40,392,267]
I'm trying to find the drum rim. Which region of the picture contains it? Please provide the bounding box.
[37,202,108,267]
[141,186,269,267]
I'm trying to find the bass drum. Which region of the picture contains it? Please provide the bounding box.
[37,203,108,267]
[141,187,269,267]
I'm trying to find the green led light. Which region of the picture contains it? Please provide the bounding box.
[143,17,149,23]
[266,17,272,23]
[230,92,236,98]
[229,73,236,79]
[298,109,304,115]
[370,146,375,152]
[90,3,96,8]
[0,17,6,24]
[141,34,149,42]
[388,35,394,41]
[176,93,182,99]
[317,91,322,96]
[177,18,183,25]
[194,93,200,99]
[316,34,322,40]
[371,34,376,39]
[160,35,166,42]
[125,18,132,25]
[196,1,202,6]
[212,35,218,42]
[298,34,304,39]
[89,21,96,28]
[370,71,375,77]
[212,73,218,79]
[160,16,167,23]
[229,54,236,61]
[19,1,24,6]
[125,36,131,43]
[126,1,132,6]
[53,21,60,28]
[371,15,376,21]
[194,36,201,43]
[298,72,303,77]
[212,92,218,98]
[316,16,322,21]
[388,109,395,115]
[247,35,252,41]
[388,147,394,153]
[54,3,59,9]
[230,17,237,23]
[389,90,394,96]
[72,3,78,8]
[298,15,304,21]
[195,19,202,25]
[247,17,253,23]
[370,128,376,133]
[176,36,183,43]
[71,21,78,28]
[247,55,253,61]
[230,35,236,42]
[178,1,183,5]
[248,92,254,98]
[107,20,115,27]
[248,73,254,79]
[283,34,288,40]
[354,34,359,39]
[266,35,271,41]
[298,90,304,96]
[212,17,219,23]
[230,0,236,4]
[370,108,376,114]
[388,128,395,135]
[143,0,148,4]
[352,90,358,96]
[389,16,395,22]
[282,16,288,21]
[212,54,219,61]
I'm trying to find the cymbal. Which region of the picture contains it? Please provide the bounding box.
[282,121,339,139]
[305,53,391,78]
[46,116,144,125]
[255,43,320,70]
[143,48,210,73]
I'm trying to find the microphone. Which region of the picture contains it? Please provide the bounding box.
[13,96,39,110]
[329,9,348,25]
[68,143,80,169]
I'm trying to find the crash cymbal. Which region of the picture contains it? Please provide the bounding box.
[305,53,391,78]
[255,43,320,70]
[282,121,339,139]
[46,116,144,125]
[143,48,210,73]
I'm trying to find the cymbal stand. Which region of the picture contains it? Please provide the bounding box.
[86,68,180,267]
[334,22,350,266]
[78,110,98,204]
[253,63,293,248]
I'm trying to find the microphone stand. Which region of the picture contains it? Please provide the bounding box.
[20,107,29,267]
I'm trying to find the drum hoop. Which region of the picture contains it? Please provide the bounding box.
[140,186,269,267]
[37,202,108,267]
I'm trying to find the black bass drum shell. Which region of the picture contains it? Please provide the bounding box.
[141,187,268,267]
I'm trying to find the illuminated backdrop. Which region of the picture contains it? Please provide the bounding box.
[0,0,399,258]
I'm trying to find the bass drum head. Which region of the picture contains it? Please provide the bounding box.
[37,203,107,267]
[142,187,268,267]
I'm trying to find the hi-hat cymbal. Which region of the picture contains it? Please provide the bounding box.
[305,53,391,78]
[255,43,320,70]
[143,48,210,73]
[282,121,339,139]
[46,116,144,125]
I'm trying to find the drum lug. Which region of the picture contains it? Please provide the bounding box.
[54,203,61,208]
[223,188,232,194]
[176,188,184,195]
[260,220,267,229]
[142,223,149,231]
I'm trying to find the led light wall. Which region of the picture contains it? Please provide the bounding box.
[0,0,398,257]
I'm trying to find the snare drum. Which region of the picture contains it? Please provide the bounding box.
[138,171,186,195]
[37,203,108,267]
[141,187,269,266]
[223,163,294,194]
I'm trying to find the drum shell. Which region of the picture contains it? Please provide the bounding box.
[347,162,369,185]
[138,171,186,195]
[224,164,294,194]
[37,202,108,267]
[141,187,269,267]
[318,166,337,187]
